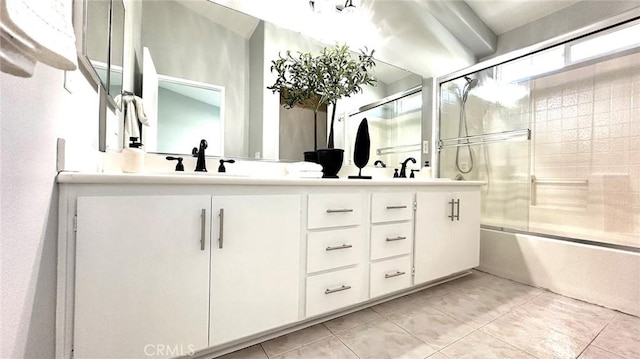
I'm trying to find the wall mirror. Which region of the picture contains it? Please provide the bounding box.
[137,0,422,161]
[83,0,125,103]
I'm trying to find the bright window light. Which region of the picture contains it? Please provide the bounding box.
[570,23,640,62]
[499,47,564,82]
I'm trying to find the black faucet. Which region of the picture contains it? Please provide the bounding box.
[374,160,386,168]
[192,139,208,172]
[399,157,416,178]
[218,159,235,173]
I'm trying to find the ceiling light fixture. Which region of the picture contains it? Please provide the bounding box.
[337,0,356,12]
[309,0,356,13]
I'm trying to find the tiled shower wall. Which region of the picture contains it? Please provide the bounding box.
[530,52,640,247]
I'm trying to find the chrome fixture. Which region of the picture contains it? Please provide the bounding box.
[456,76,478,175]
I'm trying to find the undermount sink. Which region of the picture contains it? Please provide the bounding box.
[159,171,249,178]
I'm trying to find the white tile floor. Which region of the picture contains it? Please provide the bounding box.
[217,271,640,359]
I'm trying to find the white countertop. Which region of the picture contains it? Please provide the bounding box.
[57,172,485,187]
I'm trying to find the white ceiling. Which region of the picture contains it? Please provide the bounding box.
[465,0,583,35]
[190,0,591,77]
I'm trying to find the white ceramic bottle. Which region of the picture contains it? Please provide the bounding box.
[122,137,145,173]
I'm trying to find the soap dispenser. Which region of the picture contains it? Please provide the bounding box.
[122,137,145,173]
[422,161,432,179]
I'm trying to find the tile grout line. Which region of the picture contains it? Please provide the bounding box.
[575,312,620,359]
[480,328,544,359]
[263,327,334,358]
[333,331,363,359]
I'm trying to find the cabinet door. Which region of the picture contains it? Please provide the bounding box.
[414,189,481,285]
[451,190,481,270]
[414,191,452,284]
[210,195,301,346]
[75,196,211,359]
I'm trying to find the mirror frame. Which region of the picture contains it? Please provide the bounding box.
[74,0,124,128]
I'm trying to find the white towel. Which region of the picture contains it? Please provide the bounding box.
[0,0,77,77]
[115,93,149,143]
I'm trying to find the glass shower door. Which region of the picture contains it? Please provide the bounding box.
[438,73,532,231]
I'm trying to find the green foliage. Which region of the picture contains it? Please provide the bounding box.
[267,44,377,114]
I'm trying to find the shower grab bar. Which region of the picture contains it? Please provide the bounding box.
[532,178,589,185]
[438,129,530,149]
[376,143,421,155]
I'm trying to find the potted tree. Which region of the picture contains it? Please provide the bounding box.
[268,44,376,177]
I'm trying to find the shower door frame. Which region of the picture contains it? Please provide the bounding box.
[433,9,640,253]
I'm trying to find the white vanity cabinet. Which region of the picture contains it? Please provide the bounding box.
[57,174,483,359]
[414,188,481,285]
[369,193,414,298]
[305,193,367,317]
[74,195,211,359]
[209,195,301,346]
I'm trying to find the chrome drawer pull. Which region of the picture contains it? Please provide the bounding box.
[386,236,407,242]
[326,244,353,251]
[325,285,352,295]
[218,208,224,249]
[448,199,455,221]
[326,209,354,213]
[200,209,206,251]
[386,205,407,209]
[385,271,406,279]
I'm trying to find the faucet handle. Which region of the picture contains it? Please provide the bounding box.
[218,159,236,173]
[166,156,184,171]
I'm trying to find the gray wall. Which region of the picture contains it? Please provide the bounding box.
[141,0,249,157]
[249,21,265,159]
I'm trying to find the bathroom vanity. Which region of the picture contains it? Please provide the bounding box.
[56,173,482,359]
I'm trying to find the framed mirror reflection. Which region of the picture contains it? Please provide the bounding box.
[135,0,423,162]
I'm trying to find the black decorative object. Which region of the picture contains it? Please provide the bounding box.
[304,150,318,163]
[349,118,372,179]
[317,149,344,178]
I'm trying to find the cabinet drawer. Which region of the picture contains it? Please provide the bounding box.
[370,256,412,298]
[306,266,366,317]
[308,193,364,229]
[307,228,364,274]
[371,193,413,223]
[370,222,413,260]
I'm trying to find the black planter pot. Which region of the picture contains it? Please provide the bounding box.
[303,150,318,163]
[317,148,344,178]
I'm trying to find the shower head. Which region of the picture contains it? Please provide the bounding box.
[461,76,478,103]
[464,76,479,89]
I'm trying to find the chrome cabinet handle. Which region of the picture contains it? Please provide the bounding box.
[455,199,461,221]
[385,271,406,279]
[386,236,407,242]
[218,208,224,249]
[200,209,206,251]
[386,205,407,210]
[326,209,354,213]
[448,199,455,221]
[326,244,353,251]
[325,285,352,295]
